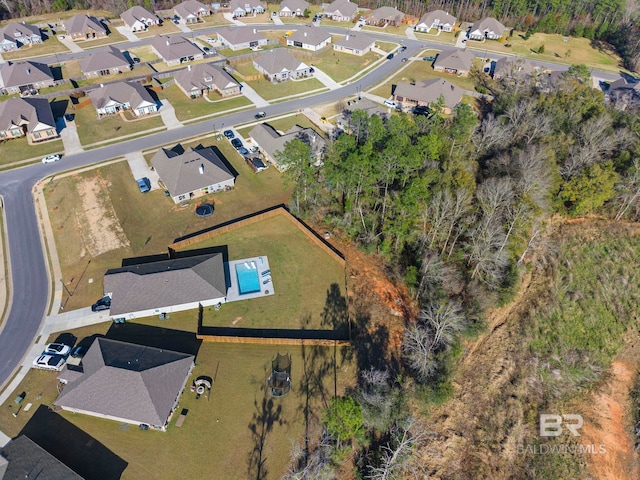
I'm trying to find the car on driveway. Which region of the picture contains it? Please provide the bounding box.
[223,129,235,139]
[423,56,436,62]
[136,177,151,193]
[44,343,71,356]
[42,154,61,164]
[238,147,250,157]
[231,138,243,149]
[33,354,65,371]
[91,296,111,312]
[70,346,87,358]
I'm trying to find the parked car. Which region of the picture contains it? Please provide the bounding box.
[136,177,151,193]
[42,154,61,164]
[401,57,408,63]
[132,57,141,64]
[33,354,65,371]
[70,346,87,358]
[238,147,250,157]
[91,295,111,312]
[399,45,406,53]
[423,56,436,62]
[386,53,394,60]
[223,129,235,139]
[231,138,243,149]
[44,343,71,356]
[255,111,266,119]
[383,99,397,108]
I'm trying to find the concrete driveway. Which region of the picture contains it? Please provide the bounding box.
[115,26,139,42]
[58,35,83,53]
[125,151,161,189]
[241,82,270,107]
[176,22,193,33]
[159,100,183,129]
[223,13,246,25]
[312,67,341,90]
[56,117,84,155]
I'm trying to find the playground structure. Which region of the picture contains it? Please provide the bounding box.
[267,353,291,397]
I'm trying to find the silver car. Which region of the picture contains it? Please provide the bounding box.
[33,354,65,371]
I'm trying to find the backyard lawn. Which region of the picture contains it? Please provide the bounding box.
[0,137,64,167]
[157,84,253,122]
[236,113,322,140]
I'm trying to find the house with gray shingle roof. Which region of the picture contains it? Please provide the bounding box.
[88,81,157,117]
[150,35,204,66]
[121,5,160,32]
[174,0,210,24]
[323,0,358,22]
[0,436,85,480]
[0,60,55,95]
[152,146,235,203]
[217,27,267,51]
[249,123,326,170]
[0,97,58,143]
[253,49,311,81]
[229,0,266,17]
[433,49,475,76]
[279,0,308,16]
[415,10,456,33]
[393,78,463,114]
[0,22,42,51]
[365,6,404,26]
[56,338,194,430]
[79,46,131,78]
[63,14,107,41]
[468,17,506,40]
[286,28,331,51]
[333,32,375,56]
[174,63,241,98]
[492,57,534,80]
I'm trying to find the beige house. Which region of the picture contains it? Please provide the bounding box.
[217,27,268,51]
[253,49,311,81]
[393,78,463,114]
[432,49,475,76]
[88,81,157,117]
[0,97,58,143]
[286,28,331,51]
[0,60,55,95]
[279,0,308,16]
[121,6,160,32]
[79,46,131,78]
[333,32,375,56]
[174,0,210,23]
[173,63,241,98]
[468,17,507,40]
[63,14,107,40]
[492,57,534,80]
[150,35,204,66]
[323,0,358,21]
[249,123,326,170]
[365,6,404,26]
[229,0,266,17]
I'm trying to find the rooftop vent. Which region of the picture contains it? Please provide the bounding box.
[199,164,204,174]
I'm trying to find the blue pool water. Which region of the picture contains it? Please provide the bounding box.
[235,262,260,294]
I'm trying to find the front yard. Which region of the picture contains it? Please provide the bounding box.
[0,136,64,167]
[157,83,253,122]
[290,45,381,82]
[0,38,69,61]
[245,75,326,101]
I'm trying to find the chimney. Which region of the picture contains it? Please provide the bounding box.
[304,31,307,37]
[166,39,170,46]
[199,164,204,174]
[100,83,104,88]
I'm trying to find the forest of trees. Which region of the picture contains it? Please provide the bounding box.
[279,67,639,477]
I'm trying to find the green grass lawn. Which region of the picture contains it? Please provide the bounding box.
[218,43,280,58]
[77,30,129,49]
[376,40,399,53]
[135,23,181,38]
[414,30,458,46]
[232,60,260,77]
[126,45,159,63]
[291,45,380,82]
[236,114,322,139]
[245,76,325,100]
[361,23,407,37]
[158,84,253,122]
[0,137,64,166]
[0,39,70,60]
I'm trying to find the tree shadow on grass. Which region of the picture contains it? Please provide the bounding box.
[352,301,399,377]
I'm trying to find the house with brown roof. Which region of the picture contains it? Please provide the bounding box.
[433,49,475,76]
[279,0,308,16]
[88,81,157,117]
[365,6,404,26]
[56,338,194,431]
[468,17,506,40]
[79,46,131,78]
[121,6,160,32]
[151,146,235,203]
[174,63,241,98]
[63,14,107,40]
[323,0,358,22]
[253,49,311,81]
[286,28,331,51]
[217,27,267,51]
[608,77,640,110]
[229,0,266,17]
[415,10,456,33]
[0,436,85,480]
[393,78,463,114]
[249,123,326,170]
[174,0,210,24]
[150,35,204,66]
[492,57,534,80]
[0,60,54,95]
[0,22,42,51]
[0,97,58,143]
[333,32,375,56]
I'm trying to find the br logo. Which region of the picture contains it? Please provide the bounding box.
[539,414,583,437]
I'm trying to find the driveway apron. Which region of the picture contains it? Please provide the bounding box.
[57,117,84,155]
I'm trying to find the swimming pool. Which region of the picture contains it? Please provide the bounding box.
[235,262,260,294]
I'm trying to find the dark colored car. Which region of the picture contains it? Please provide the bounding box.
[136,177,151,193]
[399,45,406,52]
[387,53,394,59]
[91,296,111,312]
[231,138,243,149]
[238,147,250,157]
[223,129,234,139]
[70,346,87,358]
[401,57,408,62]
[423,56,436,62]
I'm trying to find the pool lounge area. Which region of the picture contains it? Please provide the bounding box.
[226,256,275,302]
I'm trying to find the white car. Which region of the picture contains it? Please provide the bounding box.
[383,100,397,108]
[42,154,61,164]
[44,342,71,356]
[33,354,65,371]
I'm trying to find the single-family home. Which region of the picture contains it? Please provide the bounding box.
[79,46,131,78]
[323,0,358,22]
[150,35,204,66]
[253,49,311,81]
[55,338,194,431]
[608,77,640,110]
[492,57,534,80]
[393,78,463,114]
[229,0,266,17]
[0,22,42,51]
[174,0,210,24]
[279,0,308,17]
[0,60,55,95]
[414,10,456,33]
[174,63,241,98]
[432,49,475,76]
[151,146,235,203]
[333,32,375,56]
[286,28,331,51]
[249,123,326,170]
[88,81,157,117]
[217,27,267,51]
[468,17,506,40]
[0,436,85,479]
[0,97,58,143]
[365,6,404,26]
[337,97,388,131]
[63,14,107,40]
[120,6,160,32]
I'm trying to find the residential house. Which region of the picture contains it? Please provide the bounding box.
[492,57,534,80]
[286,28,331,51]
[432,49,475,76]
[79,46,131,78]
[337,97,388,131]
[393,78,462,114]
[333,32,375,56]
[174,0,210,24]
[608,77,640,110]
[121,6,160,32]
[279,0,308,17]
[414,10,456,33]
[249,123,326,170]
[229,0,266,17]
[174,63,241,98]
[468,17,506,40]
[55,338,194,431]
[151,146,235,203]
[217,27,267,51]
[63,14,107,40]
[0,60,55,95]
[253,49,311,81]
[323,0,358,22]
[0,97,58,143]
[0,22,42,51]
[365,6,404,26]
[88,81,157,117]
[0,436,84,480]
[150,35,204,66]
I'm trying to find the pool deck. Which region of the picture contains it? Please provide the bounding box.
[226,256,275,303]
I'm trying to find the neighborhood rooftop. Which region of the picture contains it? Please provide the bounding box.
[0,97,56,134]
[79,46,129,73]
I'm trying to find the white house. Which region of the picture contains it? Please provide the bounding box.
[415,10,456,33]
[286,28,331,52]
[120,6,160,32]
[229,0,265,17]
[88,82,157,117]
